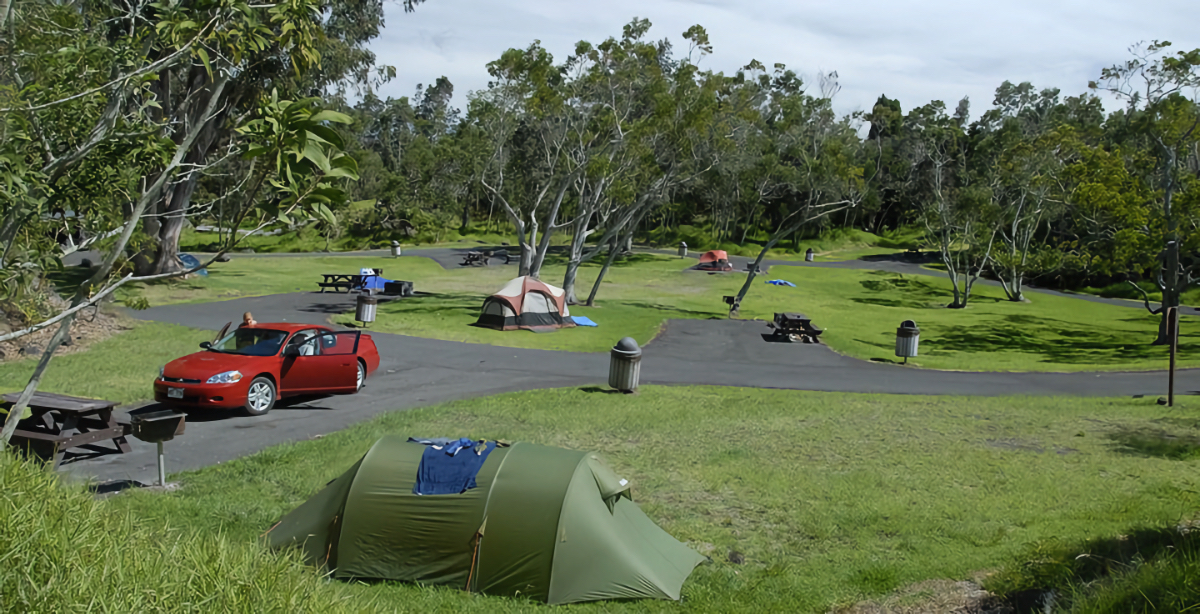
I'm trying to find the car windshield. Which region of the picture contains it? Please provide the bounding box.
[209,328,288,356]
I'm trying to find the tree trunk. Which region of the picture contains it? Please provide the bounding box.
[528,181,570,279]
[1153,150,1181,345]
[585,236,621,307]
[730,235,784,318]
[141,68,229,275]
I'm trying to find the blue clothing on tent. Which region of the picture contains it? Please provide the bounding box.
[572,316,598,327]
[766,279,795,287]
[412,440,496,495]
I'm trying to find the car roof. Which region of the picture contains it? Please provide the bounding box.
[242,323,331,333]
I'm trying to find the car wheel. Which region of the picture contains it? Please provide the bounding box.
[244,377,276,416]
[356,360,366,391]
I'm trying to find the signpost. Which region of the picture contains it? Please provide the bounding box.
[1168,307,1180,407]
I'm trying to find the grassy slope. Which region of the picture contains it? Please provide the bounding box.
[0,453,380,613]
[107,386,1200,613]
[0,321,209,404]
[110,252,1197,372]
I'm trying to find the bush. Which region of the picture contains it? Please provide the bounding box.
[0,454,372,613]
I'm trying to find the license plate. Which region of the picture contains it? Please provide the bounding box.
[167,387,184,399]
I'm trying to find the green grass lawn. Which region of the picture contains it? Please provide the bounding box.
[104,386,1200,612]
[0,320,209,405]
[108,251,1199,372]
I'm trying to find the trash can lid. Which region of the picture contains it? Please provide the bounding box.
[680,241,687,246]
[899,319,918,329]
[391,240,400,246]
[612,337,642,357]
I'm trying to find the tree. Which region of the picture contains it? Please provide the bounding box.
[1091,40,1200,343]
[0,1,361,443]
[904,98,997,308]
[727,69,865,315]
[135,0,426,276]
[972,82,1069,301]
[472,42,581,277]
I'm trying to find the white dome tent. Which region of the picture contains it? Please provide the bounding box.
[475,276,574,331]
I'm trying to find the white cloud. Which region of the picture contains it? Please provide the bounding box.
[368,0,1200,118]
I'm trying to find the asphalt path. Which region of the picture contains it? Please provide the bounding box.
[57,286,1196,486]
[51,246,1199,485]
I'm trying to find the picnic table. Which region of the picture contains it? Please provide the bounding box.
[768,312,823,344]
[461,250,511,267]
[318,273,360,293]
[2,392,131,468]
[461,251,488,266]
[319,269,387,293]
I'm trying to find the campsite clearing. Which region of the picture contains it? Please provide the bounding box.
[109,386,1200,613]
[48,250,1200,371]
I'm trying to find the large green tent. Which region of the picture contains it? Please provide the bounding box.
[267,435,706,604]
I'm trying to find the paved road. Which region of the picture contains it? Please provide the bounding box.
[59,287,1197,486]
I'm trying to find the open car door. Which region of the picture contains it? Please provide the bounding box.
[279,331,361,396]
[213,321,231,343]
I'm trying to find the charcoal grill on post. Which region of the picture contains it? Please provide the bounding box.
[129,410,186,487]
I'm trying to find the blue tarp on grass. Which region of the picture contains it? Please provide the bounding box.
[572,316,598,327]
[766,279,795,287]
[178,253,208,276]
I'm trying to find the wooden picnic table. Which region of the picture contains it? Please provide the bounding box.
[461,251,488,266]
[769,312,823,344]
[319,270,384,293]
[2,392,131,468]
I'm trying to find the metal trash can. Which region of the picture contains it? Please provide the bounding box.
[391,240,402,257]
[608,337,642,393]
[895,320,919,363]
[356,295,378,326]
[678,242,688,258]
[805,248,814,262]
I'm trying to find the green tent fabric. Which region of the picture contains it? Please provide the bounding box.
[267,435,705,604]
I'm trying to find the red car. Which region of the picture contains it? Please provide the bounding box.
[154,323,381,416]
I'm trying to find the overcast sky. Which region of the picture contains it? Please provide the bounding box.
[368,0,1199,119]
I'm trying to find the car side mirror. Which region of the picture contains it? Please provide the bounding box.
[199,341,212,349]
[283,345,301,357]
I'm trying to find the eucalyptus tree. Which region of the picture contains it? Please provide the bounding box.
[556,19,685,304]
[903,98,997,308]
[972,82,1068,301]
[727,68,866,316]
[472,41,583,277]
[578,28,726,306]
[1091,40,1200,343]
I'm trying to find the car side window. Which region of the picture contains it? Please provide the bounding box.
[286,329,320,356]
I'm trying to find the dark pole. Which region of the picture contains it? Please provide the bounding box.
[1168,307,1178,407]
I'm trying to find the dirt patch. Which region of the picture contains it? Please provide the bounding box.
[835,579,1012,614]
[0,297,130,364]
[985,438,1044,453]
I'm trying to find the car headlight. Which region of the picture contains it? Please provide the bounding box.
[159,365,165,378]
[206,370,243,384]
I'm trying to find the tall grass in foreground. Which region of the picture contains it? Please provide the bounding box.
[0,454,372,613]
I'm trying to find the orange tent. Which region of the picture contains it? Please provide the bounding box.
[696,250,733,271]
